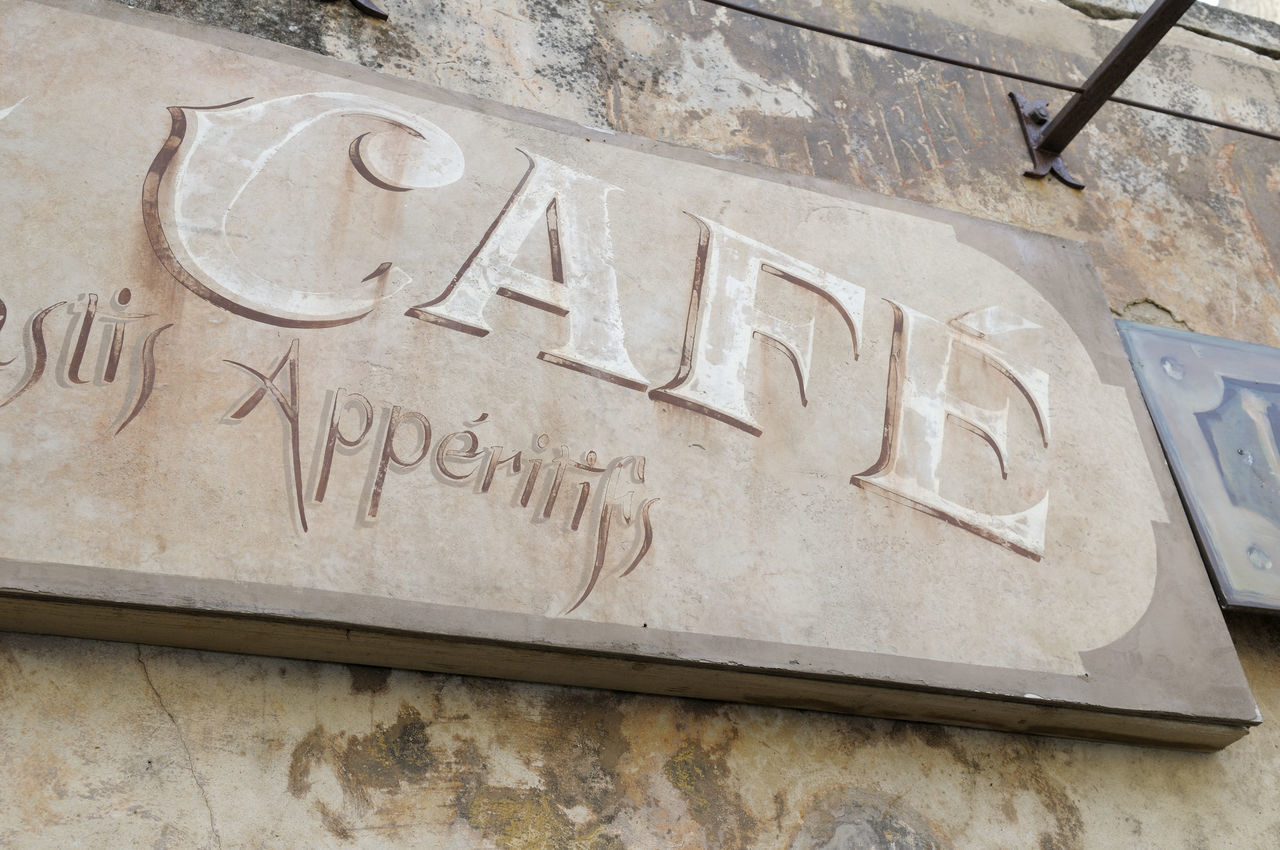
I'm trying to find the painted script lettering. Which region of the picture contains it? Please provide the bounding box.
[0,290,172,433]
[314,388,375,504]
[225,339,308,531]
[369,405,433,518]
[222,342,659,611]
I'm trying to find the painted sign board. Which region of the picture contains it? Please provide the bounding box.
[0,0,1258,748]
[1121,321,1280,612]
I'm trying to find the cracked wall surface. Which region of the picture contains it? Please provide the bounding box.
[8,0,1280,845]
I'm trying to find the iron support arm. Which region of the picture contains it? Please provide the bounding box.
[1012,0,1197,188]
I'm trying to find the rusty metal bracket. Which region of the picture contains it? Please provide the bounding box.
[318,0,389,22]
[1010,0,1196,190]
[1010,93,1084,189]
[349,0,388,21]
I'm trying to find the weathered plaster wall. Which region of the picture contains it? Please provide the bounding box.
[3,618,1280,847]
[7,0,1280,845]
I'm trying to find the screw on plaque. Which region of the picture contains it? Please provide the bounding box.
[1009,92,1085,190]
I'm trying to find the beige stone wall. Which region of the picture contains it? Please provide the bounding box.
[1218,0,1280,26]
[7,0,1280,845]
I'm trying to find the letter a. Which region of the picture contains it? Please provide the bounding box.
[406,150,649,391]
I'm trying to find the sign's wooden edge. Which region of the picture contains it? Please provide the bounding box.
[0,592,1249,750]
[0,558,1257,749]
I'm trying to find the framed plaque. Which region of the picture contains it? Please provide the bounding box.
[1122,321,1280,612]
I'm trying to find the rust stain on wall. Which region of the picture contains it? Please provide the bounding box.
[283,683,643,845]
[788,787,949,849]
[288,703,435,810]
[286,726,326,798]
[457,785,624,850]
[341,704,435,788]
[663,740,759,846]
[899,723,984,774]
[1024,769,1085,850]
[285,702,440,839]
[456,786,577,848]
[346,664,391,695]
[314,800,354,841]
[450,688,632,848]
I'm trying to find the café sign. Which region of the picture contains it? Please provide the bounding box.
[0,0,1257,747]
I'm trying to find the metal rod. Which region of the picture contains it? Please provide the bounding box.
[700,0,1086,94]
[698,0,1280,145]
[1037,0,1196,154]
